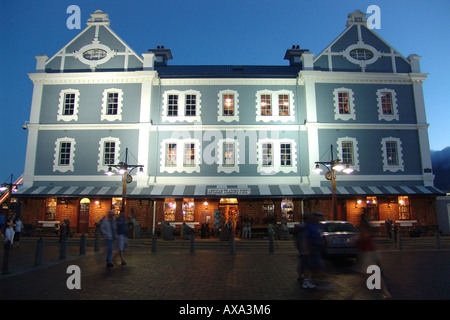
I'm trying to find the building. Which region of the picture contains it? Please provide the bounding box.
[15,9,443,237]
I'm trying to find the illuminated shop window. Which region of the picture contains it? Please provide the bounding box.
[182,198,195,222]
[281,198,294,222]
[45,198,57,220]
[398,196,410,220]
[164,199,176,221]
[366,196,379,221]
[112,197,123,214]
[262,201,275,224]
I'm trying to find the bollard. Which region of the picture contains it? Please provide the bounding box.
[151,233,157,253]
[396,232,403,250]
[190,234,195,254]
[34,237,44,266]
[80,234,86,255]
[59,237,68,260]
[269,234,274,253]
[230,233,235,254]
[435,231,441,250]
[94,232,100,252]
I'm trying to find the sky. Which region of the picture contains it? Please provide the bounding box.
[0,0,449,184]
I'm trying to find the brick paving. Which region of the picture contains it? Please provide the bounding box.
[1,236,449,302]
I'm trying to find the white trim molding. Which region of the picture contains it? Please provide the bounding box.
[57,89,80,122]
[101,88,124,121]
[376,88,399,121]
[333,87,356,121]
[162,89,202,123]
[53,137,76,172]
[97,137,121,173]
[255,89,295,122]
[217,89,239,122]
[381,137,404,172]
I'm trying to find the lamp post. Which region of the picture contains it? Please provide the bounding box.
[313,145,353,220]
[105,148,144,214]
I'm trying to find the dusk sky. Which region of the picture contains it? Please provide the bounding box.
[1,0,449,184]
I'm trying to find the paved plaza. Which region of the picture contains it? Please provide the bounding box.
[1,236,450,303]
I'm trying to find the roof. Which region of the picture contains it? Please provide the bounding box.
[154,65,302,78]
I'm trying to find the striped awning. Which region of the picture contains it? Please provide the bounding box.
[14,184,444,198]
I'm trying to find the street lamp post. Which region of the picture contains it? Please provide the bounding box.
[105,148,144,214]
[0,174,23,220]
[313,145,353,220]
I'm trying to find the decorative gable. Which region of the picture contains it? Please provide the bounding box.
[314,10,411,73]
[44,10,143,73]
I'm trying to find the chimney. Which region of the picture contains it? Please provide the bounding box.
[284,45,310,68]
[148,46,173,66]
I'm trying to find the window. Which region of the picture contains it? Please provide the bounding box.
[185,95,197,116]
[280,143,292,167]
[101,88,123,121]
[160,139,200,173]
[182,199,195,222]
[57,89,80,121]
[376,89,399,121]
[164,199,176,222]
[53,137,76,172]
[162,90,201,122]
[261,95,272,116]
[337,137,360,171]
[333,88,355,121]
[97,137,120,173]
[218,139,240,173]
[256,90,295,122]
[257,139,297,174]
[168,95,178,116]
[218,90,239,122]
[398,196,410,220]
[278,94,290,116]
[381,137,404,172]
[262,202,275,224]
[184,143,195,167]
[262,143,273,167]
[166,143,177,167]
[45,198,57,220]
[349,49,374,60]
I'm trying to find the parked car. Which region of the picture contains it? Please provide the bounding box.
[318,221,359,259]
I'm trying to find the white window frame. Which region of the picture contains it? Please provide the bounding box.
[101,88,123,121]
[257,138,297,174]
[218,139,240,173]
[337,137,360,172]
[376,88,399,121]
[97,137,121,173]
[256,90,295,122]
[381,137,404,172]
[218,90,239,122]
[53,137,76,172]
[160,138,201,173]
[57,89,80,122]
[333,87,355,121]
[162,90,202,123]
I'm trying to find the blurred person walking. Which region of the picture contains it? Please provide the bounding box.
[115,211,128,265]
[355,212,391,299]
[101,210,118,268]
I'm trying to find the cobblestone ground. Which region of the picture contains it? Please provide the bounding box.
[1,239,449,302]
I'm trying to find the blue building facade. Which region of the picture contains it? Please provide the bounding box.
[17,10,442,236]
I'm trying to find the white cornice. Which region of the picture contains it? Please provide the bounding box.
[298,70,428,85]
[28,71,157,84]
[305,122,429,130]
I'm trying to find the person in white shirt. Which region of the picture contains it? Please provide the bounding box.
[2,220,15,275]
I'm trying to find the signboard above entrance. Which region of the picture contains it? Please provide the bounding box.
[207,188,251,196]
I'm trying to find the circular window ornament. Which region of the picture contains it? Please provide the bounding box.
[343,43,380,68]
[349,49,374,61]
[83,48,107,61]
[74,41,116,70]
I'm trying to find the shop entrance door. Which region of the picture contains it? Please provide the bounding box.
[78,198,90,234]
[219,198,239,233]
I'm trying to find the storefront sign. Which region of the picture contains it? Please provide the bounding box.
[207,188,251,196]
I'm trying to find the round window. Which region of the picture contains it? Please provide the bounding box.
[83,48,107,61]
[349,49,374,61]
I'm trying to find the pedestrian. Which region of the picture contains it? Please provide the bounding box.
[293,224,308,283]
[393,223,399,243]
[355,212,391,299]
[385,219,392,239]
[13,217,23,247]
[2,219,15,274]
[115,211,128,265]
[302,212,325,289]
[100,210,118,268]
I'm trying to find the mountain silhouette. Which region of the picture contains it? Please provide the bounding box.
[431,147,450,192]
